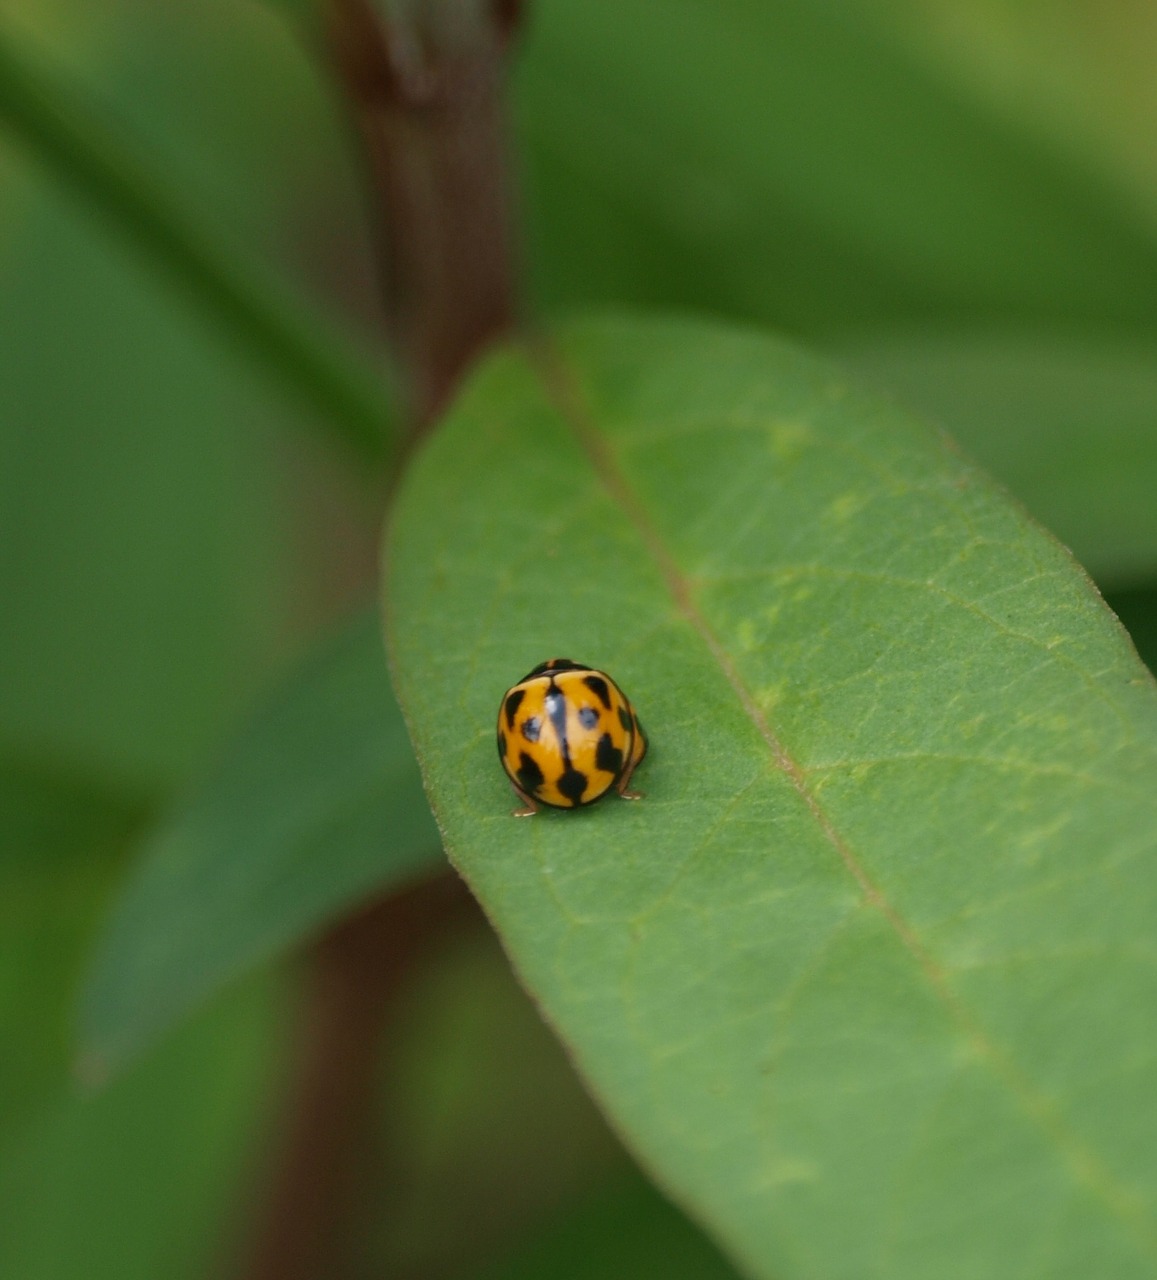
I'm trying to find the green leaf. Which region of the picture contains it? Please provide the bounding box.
[516,0,1157,333]
[0,973,282,1280]
[386,314,1157,1279]
[261,0,324,33]
[0,185,294,786]
[0,760,144,1145]
[838,332,1157,588]
[79,611,443,1076]
[0,16,394,467]
[0,764,277,1280]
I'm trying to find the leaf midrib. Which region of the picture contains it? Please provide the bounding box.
[531,336,1157,1257]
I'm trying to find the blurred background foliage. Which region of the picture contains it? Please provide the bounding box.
[1,0,1155,1276]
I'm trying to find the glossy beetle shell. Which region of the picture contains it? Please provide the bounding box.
[496,658,647,811]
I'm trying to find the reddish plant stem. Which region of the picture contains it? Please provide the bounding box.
[327,0,524,430]
[239,871,477,1280]
[238,3,524,1277]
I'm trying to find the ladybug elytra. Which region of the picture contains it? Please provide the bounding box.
[496,658,647,816]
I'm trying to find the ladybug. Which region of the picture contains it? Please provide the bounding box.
[497,658,647,816]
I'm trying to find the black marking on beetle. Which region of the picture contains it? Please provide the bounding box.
[497,729,507,759]
[557,767,588,806]
[595,732,623,778]
[578,706,599,730]
[583,674,612,708]
[516,751,545,794]
[617,705,633,733]
[504,688,526,728]
[521,716,542,743]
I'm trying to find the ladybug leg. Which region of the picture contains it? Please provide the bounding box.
[510,784,540,818]
[616,756,644,801]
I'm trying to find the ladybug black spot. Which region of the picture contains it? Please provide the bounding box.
[578,706,599,730]
[583,675,612,708]
[504,688,526,728]
[557,767,588,806]
[617,705,633,733]
[497,729,507,759]
[521,716,542,743]
[595,732,623,778]
[517,752,545,794]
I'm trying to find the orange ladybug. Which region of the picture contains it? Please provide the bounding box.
[496,659,647,816]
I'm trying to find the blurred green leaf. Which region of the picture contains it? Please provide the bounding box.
[516,0,1157,334]
[261,0,324,33]
[0,759,144,1145]
[0,758,144,875]
[80,610,443,1077]
[0,972,282,1280]
[0,759,278,1280]
[0,15,394,466]
[0,184,294,785]
[388,314,1157,1279]
[476,1171,741,1280]
[860,0,1157,227]
[838,332,1157,588]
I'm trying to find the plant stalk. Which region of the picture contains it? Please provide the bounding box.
[326,0,523,431]
[237,3,524,1276]
[238,874,476,1280]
